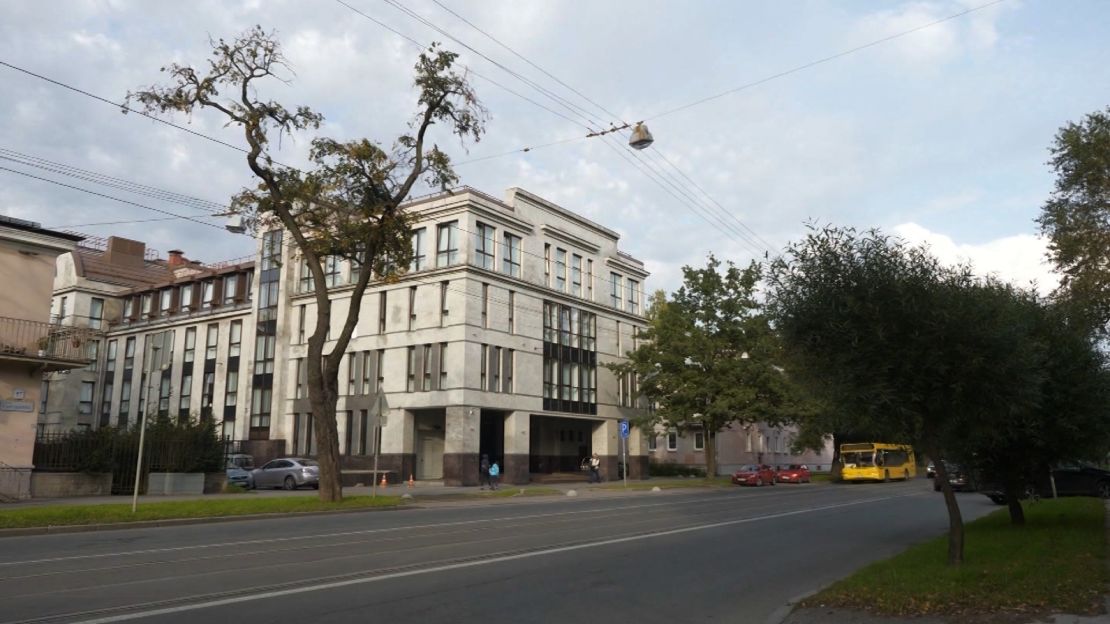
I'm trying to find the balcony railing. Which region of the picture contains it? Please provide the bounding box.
[0,316,94,365]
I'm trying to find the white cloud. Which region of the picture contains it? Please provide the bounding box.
[892,222,1058,295]
[850,0,1009,68]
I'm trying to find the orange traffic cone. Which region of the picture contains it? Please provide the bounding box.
[379,474,388,488]
[408,474,415,488]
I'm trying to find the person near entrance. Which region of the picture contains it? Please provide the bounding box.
[489,461,500,490]
[588,453,602,483]
[480,454,492,489]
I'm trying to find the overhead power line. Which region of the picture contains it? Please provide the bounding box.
[644,0,1008,121]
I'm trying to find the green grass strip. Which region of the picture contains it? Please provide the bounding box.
[0,495,406,529]
[806,497,1107,617]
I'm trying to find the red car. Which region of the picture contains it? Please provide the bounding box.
[731,464,777,486]
[776,464,811,484]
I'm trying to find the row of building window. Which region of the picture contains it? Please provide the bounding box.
[123,271,253,323]
[53,296,104,329]
[646,430,792,453]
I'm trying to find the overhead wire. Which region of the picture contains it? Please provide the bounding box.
[643,0,1008,122]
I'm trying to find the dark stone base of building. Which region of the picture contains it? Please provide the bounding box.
[503,453,529,485]
[443,453,480,486]
[627,455,649,479]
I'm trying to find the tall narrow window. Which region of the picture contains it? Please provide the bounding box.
[360,351,372,394]
[86,340,99,372]
[224,370,238,410]
[202,281,214,308]
[78,381,94,416]
[491,346,501,392]
[223,275,238,303]
[323,256,341,287]
[294,358,305,399]
[502,233,521,277]
[440,281,449,325]
[183,327,196,363]
[610,272,623,309]
[439,343,448,388]
[378,291,387,333]
[89,297,104,329]
[299,258,315,292]
[201,372,215,421]
[481,283,489,328]
[408,286,417,330]
[105,339,117,373]
[228,320,242,357]
[586,259,594,300]
[58,296,67,322]
[544,244,551,286]
[161,289,172,314]
[422,344,433,391]
[571,254,582,296]
[480,344,488,390]
[406,346,416,392]
[436,221,459,266]
[504,349,514,393]
[141,293,152,316]
[124,337,136,369]
[205,324,219,360]
[555,248,567,292]
[297,304,306,343]
[179,371,192,415]
[628,279,640,314]
[474,222,495,269]
[411,228,427,271]
[376,349,385,391]
[180,285,194,311]
[508,291,515,334]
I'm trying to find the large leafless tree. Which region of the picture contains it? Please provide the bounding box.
[129,27,486,501]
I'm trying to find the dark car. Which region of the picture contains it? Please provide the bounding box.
[251,458,320,490]
[982,463,1110,504]
[731,464,776,487]
[926,461,936,479]
[932,462,977,492]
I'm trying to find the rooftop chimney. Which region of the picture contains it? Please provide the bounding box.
[167,249,187,267]
[103,237,147,269]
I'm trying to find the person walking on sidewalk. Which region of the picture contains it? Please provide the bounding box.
[588,453,602,483]
[489,461,501,490]
[479,454,492,490]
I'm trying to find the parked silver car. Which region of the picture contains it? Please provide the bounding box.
[250,458,320,490]
[226,461,254,489]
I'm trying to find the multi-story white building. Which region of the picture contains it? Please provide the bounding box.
[43,187,652,486]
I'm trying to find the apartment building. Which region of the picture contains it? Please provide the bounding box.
[647,423,836,475]
[44,187,651,486]
[279,187,651,485]
[0,216,87,499]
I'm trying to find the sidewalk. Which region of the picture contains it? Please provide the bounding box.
[0,478,684,510]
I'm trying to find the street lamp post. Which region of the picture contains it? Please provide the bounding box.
[131,345,159,513]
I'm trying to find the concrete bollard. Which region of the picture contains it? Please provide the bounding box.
[566,489,578,497]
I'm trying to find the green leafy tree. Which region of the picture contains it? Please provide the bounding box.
[950,299,1110,525]
[129,27,486,501]
[765,226,1045,565]
[1037,106,1110,332]
[611,255,795,477]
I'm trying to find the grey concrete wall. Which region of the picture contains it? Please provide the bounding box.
[30,472,112,497]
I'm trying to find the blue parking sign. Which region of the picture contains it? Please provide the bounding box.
[619,420,630,439]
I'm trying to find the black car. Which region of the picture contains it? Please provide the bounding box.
[982,463,1110,504]
[932,462,978,492]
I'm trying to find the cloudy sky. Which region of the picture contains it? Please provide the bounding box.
[2,0,1107,295]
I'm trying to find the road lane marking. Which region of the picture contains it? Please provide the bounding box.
[49,493,916,624]
[1,485,872,567]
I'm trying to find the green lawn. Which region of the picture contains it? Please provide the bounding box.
[0,495,406,529]
[805,497,1107,618]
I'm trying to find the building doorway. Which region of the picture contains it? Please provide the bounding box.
[414,410,445,480]
[479,410,505,466]
[529,415,594,474]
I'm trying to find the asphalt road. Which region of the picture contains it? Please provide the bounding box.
[0,480,998,624]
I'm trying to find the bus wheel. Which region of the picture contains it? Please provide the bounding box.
[883,470,890,483]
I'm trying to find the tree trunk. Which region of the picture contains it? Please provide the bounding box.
[931,455,965,565]
[704,430,717,478]
[1003,479,1026,525]
[830,433,842,481]
[305,317,343,503]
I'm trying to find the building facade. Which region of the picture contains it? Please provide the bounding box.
[43,187,652,486]
[0,216,87,499]
[647,423,836,475]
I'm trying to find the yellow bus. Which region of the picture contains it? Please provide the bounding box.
[840,443,916,482]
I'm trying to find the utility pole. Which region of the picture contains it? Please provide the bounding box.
[132,344,159,513]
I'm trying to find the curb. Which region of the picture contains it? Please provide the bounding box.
[765,587,824,624]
